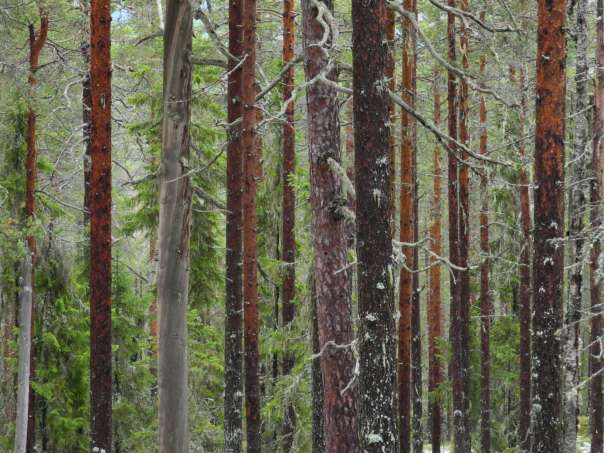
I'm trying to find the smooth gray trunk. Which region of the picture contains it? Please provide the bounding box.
[14,248,33,453]
[158,1,193,452]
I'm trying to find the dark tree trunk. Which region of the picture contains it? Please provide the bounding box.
[531,0,567,447]
[224,0,244,447]
[428,70,443,453]
[456,0,471,448]
[241,0,261,447]
[302,0,360,450]
[89,0,113,449]
[478,46,491,453]
[281,0,296,448]
[352,0,398,450]
[158,1,193,451]
[590,3,604,450]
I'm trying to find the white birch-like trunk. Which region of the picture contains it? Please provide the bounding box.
[14,248,33,453]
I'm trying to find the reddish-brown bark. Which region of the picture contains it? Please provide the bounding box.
[428,71,443,453]
[224,0,244,448]
[517,62,532,453]
[302,0,360,450]
[532,0,567,448]
[25,14,48,453]
[352,0,398,450]
[281,0,296,449]
[479,48,491,453]
[241,0,261,448]
[590,3,604,450]
[398,0,414,443]
[89,0,112,449]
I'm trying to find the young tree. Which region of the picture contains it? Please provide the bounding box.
[563,0,589,448]
[352,0,398,450]
[428,70,443,453]
[241,0,261,448]
[302,0,360,450]
[531,0,567,448]
[590,2,604,449]
[89,0,112,450]
[22,11,48,452]
[157,1,193,451]
[224,0,244,448]
[281,0,297,448]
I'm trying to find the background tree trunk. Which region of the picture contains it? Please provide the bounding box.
[241,0,261,447]
[158,1,193,451]
[89,0,113,449]
[302,0,360,450]
[281,0,297,447]
[310,274,325,453]
[352,0,398,450]
[14,251,33,453]
[224,0,244,448]
[428,70,443,453]
[479,46,491,453]
[532,0,567,448]
[563,0,589,448]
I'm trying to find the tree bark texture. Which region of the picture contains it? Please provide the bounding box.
[352,0,398,450]
[158,1,193,451]
[302,0,360,450]
[89,0,113,450]
[281,0,296,448]
[241,0,261,447]
[531,0,567,448]
[224,0,244,448]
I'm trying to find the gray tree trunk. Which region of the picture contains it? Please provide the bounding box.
[14,248,33,453]
[563,0,589,449]
[158,1,193,452]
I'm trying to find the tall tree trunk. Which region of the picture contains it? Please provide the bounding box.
[14,251,33,453]
[428,70,443,453]
[281,0,296,448]
[23,13,48,452]
[456,0,471,448]
[224,0,244,447]
[478,45,491,453]
[89,0,113,449]
[517,61,532,453]
[590,3,604,450]
[532,0,567,447]
[352,0,398,450]
[310,274,325,453]
[241,0,261,447]
[399,0,415,445]
[158,1,192,451]
[302,1,360,450]
[563,0,589,448]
